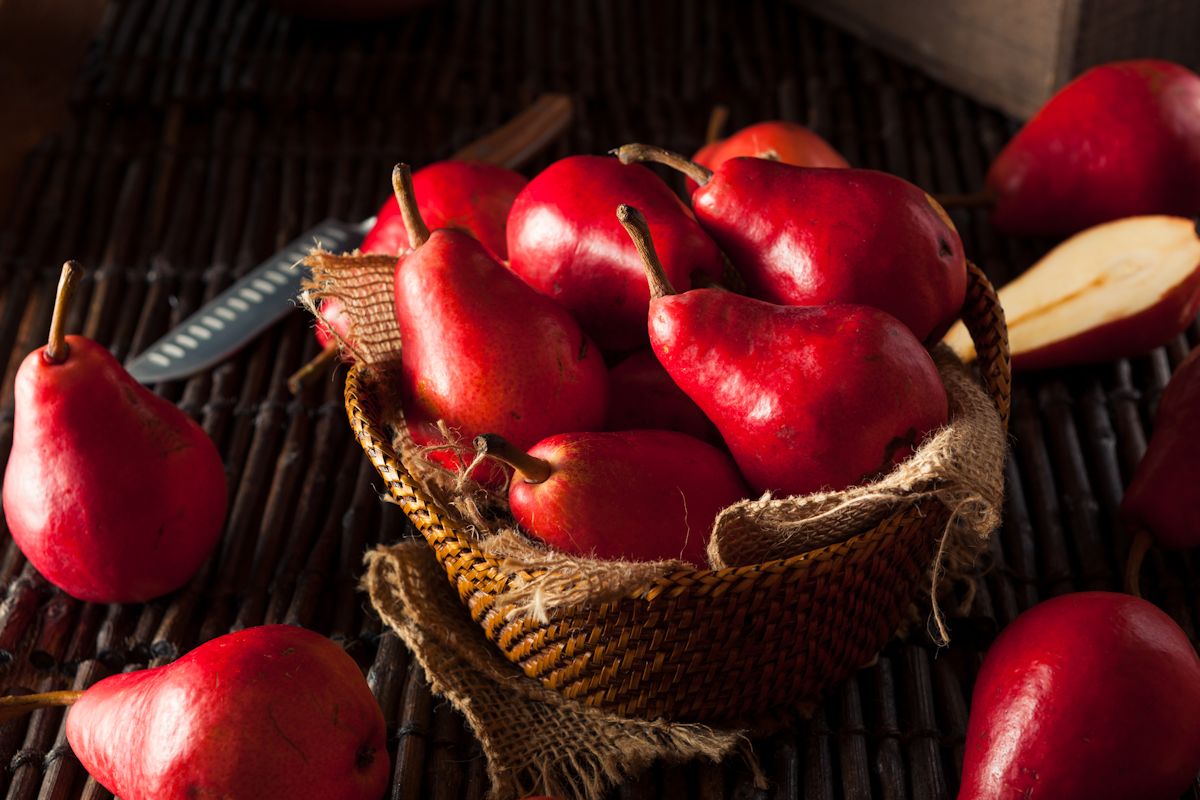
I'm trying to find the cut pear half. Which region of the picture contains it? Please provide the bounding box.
[944,216,1200,370]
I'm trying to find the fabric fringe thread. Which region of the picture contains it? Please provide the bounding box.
[308,248,1008,800]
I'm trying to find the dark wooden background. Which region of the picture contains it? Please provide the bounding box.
[0,1,1197,798]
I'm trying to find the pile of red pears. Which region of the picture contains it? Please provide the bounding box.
[355,131,964,564]
[958,58,1200,800]
[938,59,1200,375]
[3,55,1200,800]
[329,56,1200,800]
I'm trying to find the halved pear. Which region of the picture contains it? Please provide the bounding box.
[944,216,1200,370]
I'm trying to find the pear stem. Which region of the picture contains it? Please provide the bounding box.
[612,143,713,187]
[0,690,84,722]
[616,204,676,300]
[932,189,996,209]
[287,343,339,395]
[1124,529,1153,598]
[392,164,430,249]
[44,261,83,364]
[705,104,730,145]
[473,434,552,484]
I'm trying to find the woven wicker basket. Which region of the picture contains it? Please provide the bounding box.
[345,262,1010,726]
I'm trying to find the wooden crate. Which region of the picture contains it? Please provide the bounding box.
[795,0,1200,119]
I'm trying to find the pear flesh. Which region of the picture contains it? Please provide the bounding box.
[944,216,1200,370]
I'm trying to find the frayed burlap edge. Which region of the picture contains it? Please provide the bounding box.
[363,540,757,800]
[371,344,1004,644]
[307,248,1005,797]
[309,246,1006,635]
[705,345,1007,644]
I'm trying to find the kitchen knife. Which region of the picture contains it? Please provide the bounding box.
[125,93,573,384]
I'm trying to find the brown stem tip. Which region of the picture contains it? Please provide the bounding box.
[473,434,552,484]
[1124,528,1153,598]
[0,690,84,723]
[44,261,83,364]
[391,164,430,249]
[286,343,340,395]
[615,204,676,300]
[705,104,730,146]
[611,143,713,187]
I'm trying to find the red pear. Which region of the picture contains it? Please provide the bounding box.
[1121,343,1200,593]
[959,592,1200,800]
[391,165,608,478]
[477,430,747,565]
[314,296,349,349]
[361,159,527,259]
[41,625,387,800]
[687,118,847,192]
[506,155,724,352]
[2,263,227,603]
[298,160,511,394]
[604,349,722,446]
[942,216,1200,371]
[987,59,1200,236]
[618,206,948,497]
[617,145,965,343]
[297,101,556,392]
[689,119,848,192]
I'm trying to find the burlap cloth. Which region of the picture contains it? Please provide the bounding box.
[304,249,1007,800]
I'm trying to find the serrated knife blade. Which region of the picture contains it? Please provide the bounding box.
[124,218,371,384]
[123,92,573,385]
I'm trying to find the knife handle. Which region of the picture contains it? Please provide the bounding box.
[451,93,573,168]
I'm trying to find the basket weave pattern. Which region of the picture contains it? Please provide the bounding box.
[345,262,1009,725]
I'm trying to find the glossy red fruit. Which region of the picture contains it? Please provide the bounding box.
[617,146,966,343]
[988,59,1200,236]
[480,430,746,565]
[506,155,724,352]
[703,159,964,342]
[604,349,721,446]
[361,160,527,259]
[618,206,948,497]
[67,625,389,800]
[395,226,608,471]
[941,216,1200,371]
[687,119,847,191]
[2,264,227,603]
[1121,344,1200,550]
[959,592,1200,800]
[656,294,946,495]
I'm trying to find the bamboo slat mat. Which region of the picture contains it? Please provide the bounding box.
[0,1,1197,798]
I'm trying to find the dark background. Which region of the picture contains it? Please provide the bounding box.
[0,1,1196,798]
